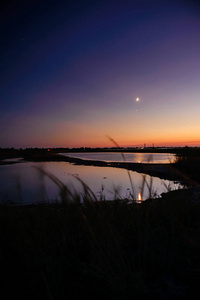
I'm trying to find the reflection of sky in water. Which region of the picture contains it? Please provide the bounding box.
[63,152,176,164]
[0,161,181,204]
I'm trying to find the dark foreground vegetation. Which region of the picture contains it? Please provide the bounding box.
[173,147,200,185]
[1,146,200,299]
[0,191,200,300]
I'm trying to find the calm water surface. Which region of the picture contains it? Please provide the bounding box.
[62,152,176,164]
[0,161,181,204]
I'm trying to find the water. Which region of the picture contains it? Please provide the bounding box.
[62,152,176,164]
[0,160,181,205]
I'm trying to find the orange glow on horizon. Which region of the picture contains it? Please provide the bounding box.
[7,115,200,149]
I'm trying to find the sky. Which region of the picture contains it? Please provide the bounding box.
[1,0,200,148]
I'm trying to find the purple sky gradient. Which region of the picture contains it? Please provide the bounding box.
[1,0,200,148]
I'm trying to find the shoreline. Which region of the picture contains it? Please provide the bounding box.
[0,153,185,183]
[1,152,197,186]
[58,155,182,182]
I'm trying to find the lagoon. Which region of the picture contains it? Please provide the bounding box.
[0,160,181,205]
[62,152,176,164]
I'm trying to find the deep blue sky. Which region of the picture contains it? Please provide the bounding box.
[1,0,200,148]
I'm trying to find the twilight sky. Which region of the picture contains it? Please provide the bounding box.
[1,0,200,148]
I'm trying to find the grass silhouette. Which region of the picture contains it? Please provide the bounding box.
[0,188,200,299]
[0,145,200,299]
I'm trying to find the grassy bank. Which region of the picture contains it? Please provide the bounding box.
[0,191,200,300]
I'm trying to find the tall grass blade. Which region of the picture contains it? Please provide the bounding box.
[107,136,136,199]
[72,174,98,201]
[33,166,74,203]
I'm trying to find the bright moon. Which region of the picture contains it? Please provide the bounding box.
[136,97,140,102]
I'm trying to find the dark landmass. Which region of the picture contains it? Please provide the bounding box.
[1,147,200,185]
[1,145,200,159]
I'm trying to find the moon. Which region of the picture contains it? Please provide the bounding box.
[136,97,140,102]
